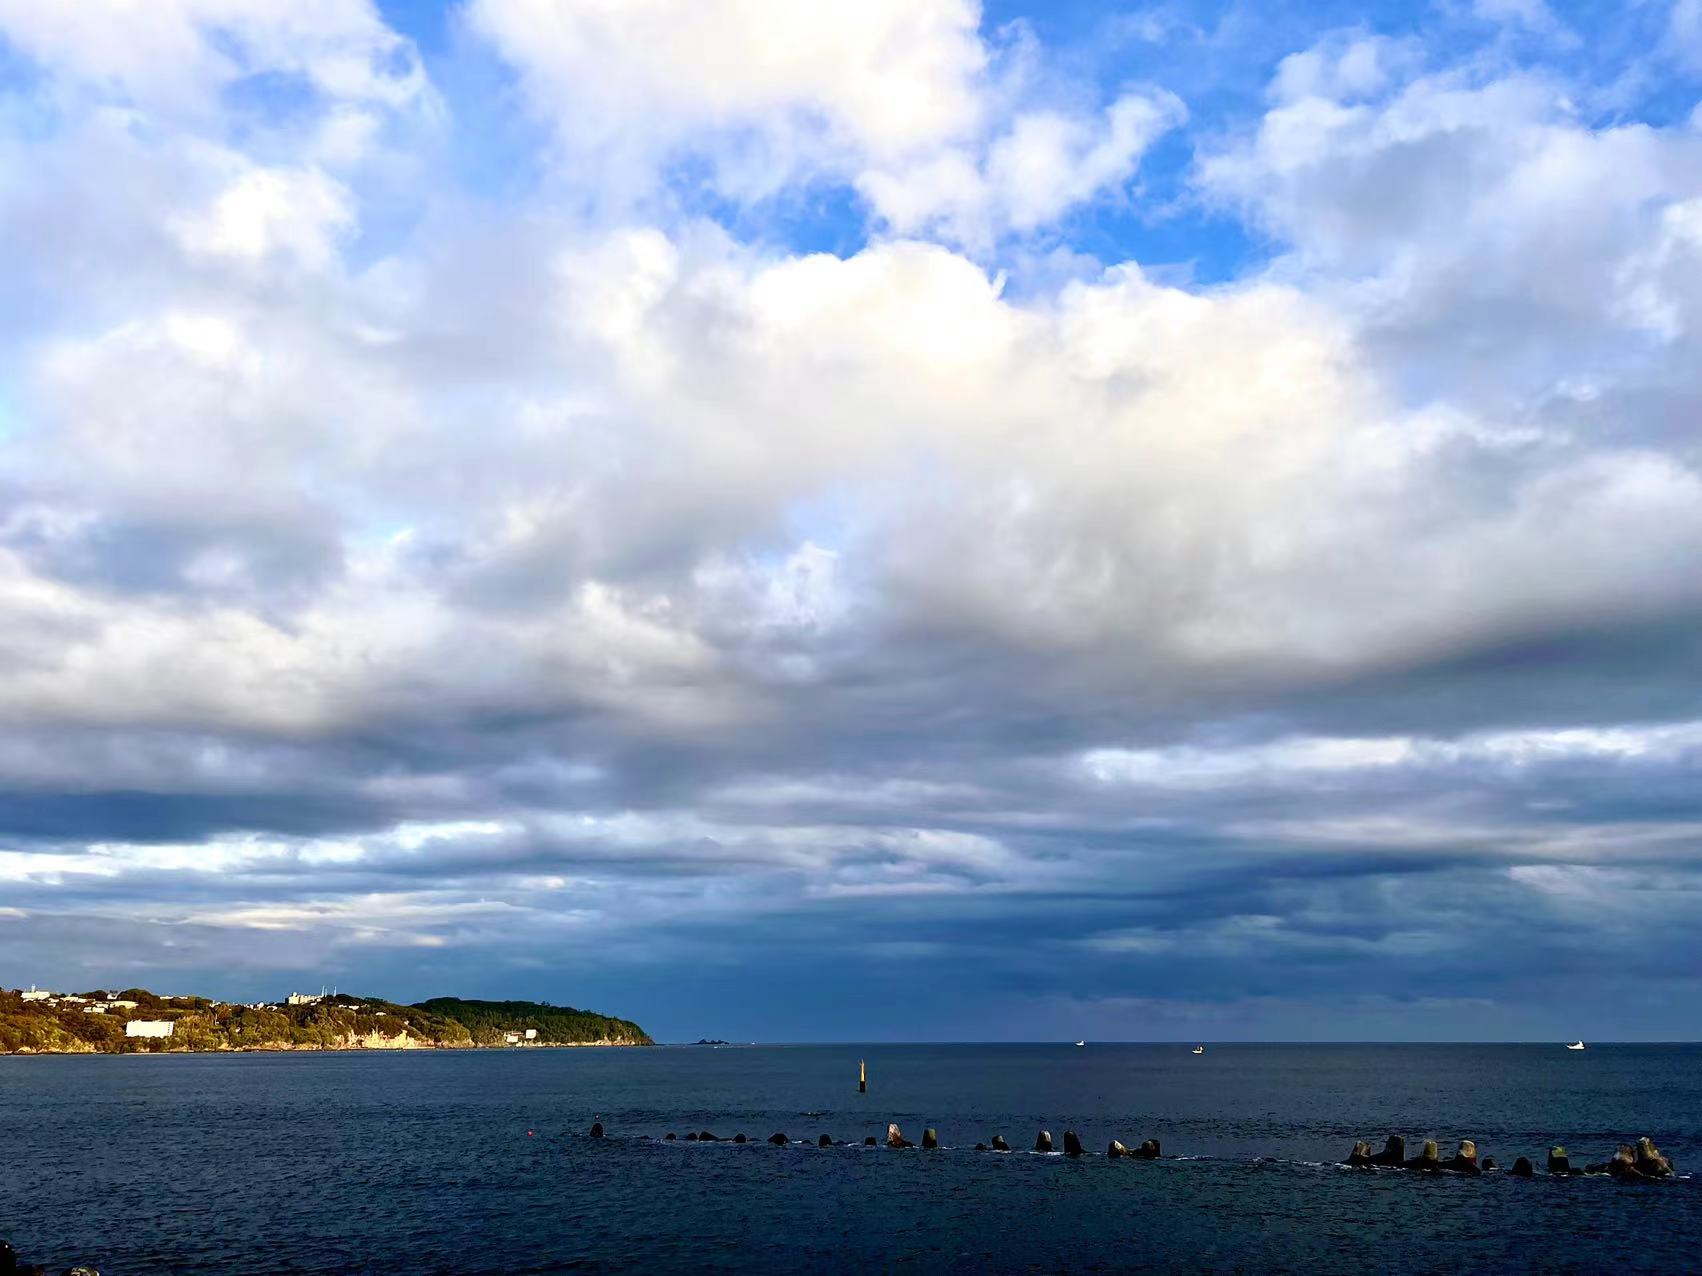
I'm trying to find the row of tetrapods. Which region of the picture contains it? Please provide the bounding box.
[1342,1135,1676,1181]
[588,1121,1163,1157]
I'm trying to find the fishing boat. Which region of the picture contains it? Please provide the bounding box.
[1192,1045,1205,1055]
[1074,1040,1085,1047]
[1567,1040,1585,1051]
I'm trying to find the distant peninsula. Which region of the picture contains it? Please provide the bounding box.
[0,986,652,1054]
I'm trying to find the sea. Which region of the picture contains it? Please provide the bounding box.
[2,1043,1698,1273]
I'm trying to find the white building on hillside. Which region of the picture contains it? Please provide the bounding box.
[125,1020,174,1038]
[20,986,51,1001]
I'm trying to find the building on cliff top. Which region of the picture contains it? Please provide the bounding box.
[125,1020,174,1038]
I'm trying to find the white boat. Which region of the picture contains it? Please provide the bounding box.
[1074,1040,1085,1047]
[1567,1040,1585,1051]
[1192,1045,1205,1055]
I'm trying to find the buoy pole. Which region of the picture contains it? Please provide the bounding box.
[859,1058,866,1093]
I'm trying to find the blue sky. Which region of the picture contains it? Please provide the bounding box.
[1,0,1702,1041]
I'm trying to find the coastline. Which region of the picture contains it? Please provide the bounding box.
[2,989,653,1055]
[1,1038,649,1057]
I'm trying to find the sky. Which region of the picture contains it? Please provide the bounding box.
[1,0,1701,1043]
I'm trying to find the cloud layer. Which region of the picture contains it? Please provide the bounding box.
[2,0,1701,1040]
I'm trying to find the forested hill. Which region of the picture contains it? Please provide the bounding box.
[412,997,652,1045]
[0,987,650,1054]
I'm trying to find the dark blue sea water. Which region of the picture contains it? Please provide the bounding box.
[2,1043,1698,1273]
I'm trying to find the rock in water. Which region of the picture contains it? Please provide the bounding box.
[1480,1156,1497,1172]
[1034,1130,1054,1153]
[1636,1137,1674,1177]
[1604,1145,1647,1181]
[684,1133,699,1142]
[863,1136,877,1146]
[975,1143,988,1152]
[922,1129,939,1150]
[1134,1139,1161,1160]
[1509,1157,1535,1178]
[588,1122,605,1139]
[664,1133,676,1141]
[1062,1131,1084,1157]
[733,1133,747,1144]
[819,1134,833,1147]
[1405,1139,1441,1171]
[1344,1140,1375,1168]
[887,1123,906,1149]
[1107,1140,1128,1159]
[1444,1139,1481,1175]
[1547,1146,1570,1174]
[768,1133,787,1146]
[1369,1135,1405,1168]
[991,1135,1010,1151]
[697,1131,718,1142]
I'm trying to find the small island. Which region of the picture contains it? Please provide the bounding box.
[0,986,651,1054]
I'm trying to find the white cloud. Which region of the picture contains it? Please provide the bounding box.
[861,89,1185,246]
[171,166,355,273]
[470,0,1180,244]
[468,0,987,199]
[1084,721,1702,789]
[0,0,426,118]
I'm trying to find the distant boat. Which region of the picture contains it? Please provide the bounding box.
[1192,1045,1205,1055]
[1074,1040,1085,1047]
[1567,1040,1586,1051]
